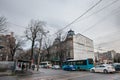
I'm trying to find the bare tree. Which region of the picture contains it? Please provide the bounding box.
[25,19,46,68]
[55,31,66,66]
[42,37,52,61]
[7,36,25,61]
[36,30,49,71]
[0,16,7,33]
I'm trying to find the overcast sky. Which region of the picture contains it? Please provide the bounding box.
[0,0,120,52]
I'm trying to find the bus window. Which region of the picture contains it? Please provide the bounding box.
[76,61,81,65]
[73,61,75,65]
[88,59,93,64]
[76,60,87,65]
[81,60,87,65]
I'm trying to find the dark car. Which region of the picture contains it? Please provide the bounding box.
[112,63,120,71]
[62,65,76,71]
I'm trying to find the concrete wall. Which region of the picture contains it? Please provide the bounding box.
[0,61,14,69]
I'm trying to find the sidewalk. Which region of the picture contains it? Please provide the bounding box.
[0,69,42,77]
[14,69,42,76]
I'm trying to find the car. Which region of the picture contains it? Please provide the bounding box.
[39,61,52,68]
[112,63,120,71]
[90,64,115,73]
[52,65,60,69]
[62,65,76,71]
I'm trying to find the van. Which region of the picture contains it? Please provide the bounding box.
[40,61,52,68]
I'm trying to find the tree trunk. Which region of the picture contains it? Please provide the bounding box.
[37,38,42,71]
[11,55,14,61]
[11,50,14,61]
[29,40,35,69]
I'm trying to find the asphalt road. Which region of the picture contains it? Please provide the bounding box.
[0,68,120,80]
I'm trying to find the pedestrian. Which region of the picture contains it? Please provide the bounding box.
[26,64,28,71]
[22,63,25,71]
[32,64,35,70]
[18,63,21,68]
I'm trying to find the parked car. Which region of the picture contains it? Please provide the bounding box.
[62,65,76,71]
[52,65,60,69]
[112,63,120,71]
[39,61,52,68]
[90,64,115,73]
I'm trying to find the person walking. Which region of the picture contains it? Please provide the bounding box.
[22,63,25,71]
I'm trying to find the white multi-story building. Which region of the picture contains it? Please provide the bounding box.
[48,30,95,63]
[73,33,94,60]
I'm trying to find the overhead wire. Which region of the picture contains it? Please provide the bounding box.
[94,38,120,52]
[53,0,102,35]
[5,0,120,52]
[7,0,120,37]
[81,0,120,33]
[52,0,119,38]
[7,0,120,42]
[7,22,26,29]
[81,10,119,33]
[92,7,120,47]
[7,0,103,38]
[75,0,119,24]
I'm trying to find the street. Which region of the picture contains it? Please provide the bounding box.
[0,68,120,80]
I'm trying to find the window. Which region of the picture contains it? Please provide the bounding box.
[116,65,120,67]
[40,63,47,65]
[76,60,87,65]
[64,62,69,65]
[88,59,93,64]
[82,60,87,65]
[100,66,105,67]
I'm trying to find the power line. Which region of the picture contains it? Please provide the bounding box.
[97,38,120,46]
[81,5,120,34]
[7,22,26,29]
[82,5,120,49]
[55,0,119,36]
[54,0,102,35]
[94,39,120,52]
[76,0,119,24]
[94,29,120,40]
[7,0,102,37]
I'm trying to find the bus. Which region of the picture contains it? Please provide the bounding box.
[62,58,94,71]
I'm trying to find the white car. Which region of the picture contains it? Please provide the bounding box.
[90,64,115,73]
[52,65,60,69]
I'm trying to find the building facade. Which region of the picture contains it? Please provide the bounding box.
[73,33,94,60]
[0,32,16,61]
[43,30,94,64]
[95,50,116,64]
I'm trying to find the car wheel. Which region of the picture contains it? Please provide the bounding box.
[104,69,108,74]
[91,69,95,73]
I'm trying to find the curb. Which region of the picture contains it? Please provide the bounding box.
[0,73,12,77]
